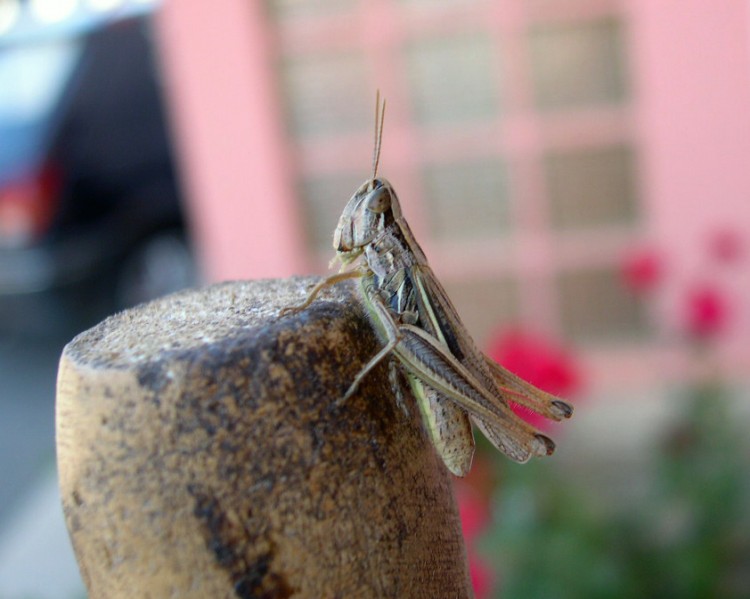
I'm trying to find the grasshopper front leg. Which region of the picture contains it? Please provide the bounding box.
[279,269,365,317]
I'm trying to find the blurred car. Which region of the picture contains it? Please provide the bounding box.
[0,13,195,336]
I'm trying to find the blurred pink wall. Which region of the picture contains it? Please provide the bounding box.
[155,0,307,281]
[629,0,750,354]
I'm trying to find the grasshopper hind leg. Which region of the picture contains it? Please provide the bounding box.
[473,416,554,464]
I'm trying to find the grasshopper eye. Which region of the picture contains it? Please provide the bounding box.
[366,187,391,213]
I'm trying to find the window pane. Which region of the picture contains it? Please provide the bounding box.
[441,277,518,348]
[300,173,364,252]
[266,0,359,19]
[399,0,478,7]
[545,145,637,229]
[423,159,511,239]
[530,19,627,110]
[558,268,646,341]
[281,53,371,137]
[407,35,498,124]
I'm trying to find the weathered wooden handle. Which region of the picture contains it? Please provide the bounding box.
[56,277,471,598]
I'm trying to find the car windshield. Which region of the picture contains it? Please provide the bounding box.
[0,37,82,177]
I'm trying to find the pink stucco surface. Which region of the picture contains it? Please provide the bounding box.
[629,0,750,351]
[155,0,307,281]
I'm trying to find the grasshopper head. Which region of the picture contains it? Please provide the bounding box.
[333,177,400,265]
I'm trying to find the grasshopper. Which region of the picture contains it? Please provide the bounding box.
[282,93,572,475]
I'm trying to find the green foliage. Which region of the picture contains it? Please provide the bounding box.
[481,383,750,599]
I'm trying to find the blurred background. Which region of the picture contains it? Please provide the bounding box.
[1,0,750,597]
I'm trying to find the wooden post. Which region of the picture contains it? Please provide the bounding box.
[56,278,472,598]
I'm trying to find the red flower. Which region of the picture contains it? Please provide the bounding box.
[487,330,580,398]
[685,284,729,339]
[456,484,490,545]
[621,249,663,294]
[507,403,549,431]
[468,550,495,599]
[709,229,743,264]
[455,480,496,598]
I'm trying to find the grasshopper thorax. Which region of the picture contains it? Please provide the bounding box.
[333,177,402,265]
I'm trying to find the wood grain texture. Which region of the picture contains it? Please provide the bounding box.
[56,277,472,598]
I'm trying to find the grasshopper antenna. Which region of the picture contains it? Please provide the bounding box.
[372,90,386,179]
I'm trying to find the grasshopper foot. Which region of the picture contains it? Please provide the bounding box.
[333,380,360,408]
[551,400,574,419]
[278,304,304,318]
[534,434,556,456]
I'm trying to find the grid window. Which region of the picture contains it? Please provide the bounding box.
[300,173,365,252]
[281,52,371,138]
[423,159,511,240]
[273,3,643,351]
[441,277,518,348]
[530,19,627,110]
[558,268,646,341]
[266,0,360,19]
[406,34,498,125]
[545,145,637,229]
[399,0,478,7]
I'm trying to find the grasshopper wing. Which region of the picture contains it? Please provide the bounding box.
[406,374,475,477]
[483,355,573,421]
